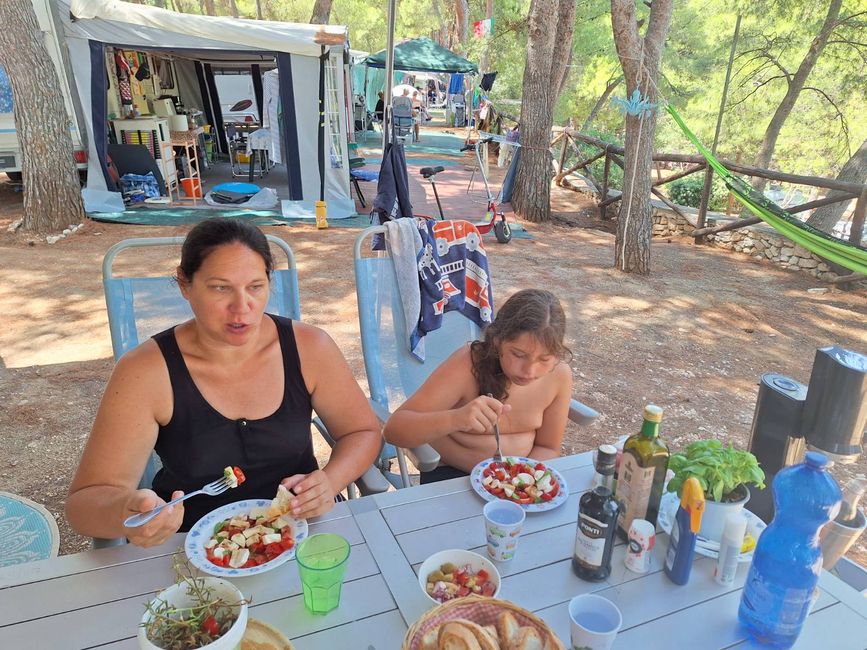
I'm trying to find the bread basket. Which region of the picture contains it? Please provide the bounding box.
[402,596,564,650]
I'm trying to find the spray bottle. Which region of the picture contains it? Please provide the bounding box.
[664,476,705,585]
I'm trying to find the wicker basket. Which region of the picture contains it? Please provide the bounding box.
[402,596,564,650]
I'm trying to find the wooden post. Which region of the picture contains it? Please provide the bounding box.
[600,150,611,219]
[727,151,741,216]
[850,187,867,246]
[558,133,569,178]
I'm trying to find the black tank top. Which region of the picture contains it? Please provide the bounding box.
[151,314,318,531]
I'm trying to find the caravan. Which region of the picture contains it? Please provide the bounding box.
[0,0,88,183]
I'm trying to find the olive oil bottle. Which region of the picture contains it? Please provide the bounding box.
[615,404,669,539]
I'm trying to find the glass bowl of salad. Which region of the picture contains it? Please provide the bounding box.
[417,549,501,605]
[138,576,248,649]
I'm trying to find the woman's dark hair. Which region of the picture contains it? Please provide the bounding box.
[470,289,572,400]
[178,218,273,280]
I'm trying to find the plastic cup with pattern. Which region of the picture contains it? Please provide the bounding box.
[295,533,350,614]
[483,499,526,562]
[624,518,656,574]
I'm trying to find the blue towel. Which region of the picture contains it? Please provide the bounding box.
[350,169,379,182]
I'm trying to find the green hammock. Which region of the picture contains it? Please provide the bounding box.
[666,104,867,275]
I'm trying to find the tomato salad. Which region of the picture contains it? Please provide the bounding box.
[480,458,560,504]
[204,512,295,570]
[425,562,497,603]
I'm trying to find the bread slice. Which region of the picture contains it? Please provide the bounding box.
[418,625,439,650]
[511,627,544,650]
[482,625,500,648]
[438,622,483,650]
[451,620,500,650]
[267,484,293,518]
[496,611,521,648]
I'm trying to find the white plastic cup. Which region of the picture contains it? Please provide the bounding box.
[483,500,526,562]
[624,518,656,574]
[568,593,622,650]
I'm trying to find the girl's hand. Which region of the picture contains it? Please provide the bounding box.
[123,489,184,548]
[281,471,337,519]
[453,396,511,434]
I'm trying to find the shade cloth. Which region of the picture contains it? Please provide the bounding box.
[365,38,477,74]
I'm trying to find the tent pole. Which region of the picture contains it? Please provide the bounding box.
[383,0,397,148]
[316,45,328,228]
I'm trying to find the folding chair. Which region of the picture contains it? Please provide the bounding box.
[354,225,599,488]
[391,96,415,144]
[96,235,387,547]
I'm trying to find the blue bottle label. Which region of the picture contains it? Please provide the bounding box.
[665,523,679,571]
[744,572,812,635]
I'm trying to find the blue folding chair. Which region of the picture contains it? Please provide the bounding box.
[354,225,599,488]
[96,235,387,547]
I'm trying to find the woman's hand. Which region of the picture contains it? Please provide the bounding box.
[281,470,337,519]
[453,396,511,434]
[122,489,184,548]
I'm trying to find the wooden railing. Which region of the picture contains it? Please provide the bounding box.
[550,126,867,252]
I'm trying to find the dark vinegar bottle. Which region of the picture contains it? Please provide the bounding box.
[572,444,620,581]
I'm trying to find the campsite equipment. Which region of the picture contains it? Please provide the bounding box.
[664,476,705,585]
[417,136,512,243]
[615,405,669,538]
[180,177,202,198]
[123,474,233,528]
[739,452,842,648]
[747,346,867,522]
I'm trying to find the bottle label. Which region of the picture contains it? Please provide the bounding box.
[743,572,813,635]
[616,453,656,532]
[665,522,679,570]
[574,513,608,568]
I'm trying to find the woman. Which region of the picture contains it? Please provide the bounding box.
[383,289,573,483]
[66,219,381,547]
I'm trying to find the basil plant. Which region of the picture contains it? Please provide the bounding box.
[666,439,766,503]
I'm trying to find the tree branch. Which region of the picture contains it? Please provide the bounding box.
[802,86,850,153]
[728,75,787,109]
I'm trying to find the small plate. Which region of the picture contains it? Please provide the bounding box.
[185,499,308,578]
[469,457,568,513]
[657,491,765,562]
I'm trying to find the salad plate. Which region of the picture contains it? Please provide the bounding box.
[657,491,765,562]
[185,499,308,578]
[469,457,568,513]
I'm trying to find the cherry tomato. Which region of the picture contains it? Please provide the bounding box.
[201,615,220,636]
[476,569,489,581]
[481,582,496,597]
[535,463,546,471]
[232,467,246,485]
[482,467,493,477]
[494,469,507,481]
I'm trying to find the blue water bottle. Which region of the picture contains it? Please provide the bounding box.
[738,451,842,647]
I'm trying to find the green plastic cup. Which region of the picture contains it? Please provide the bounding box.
[296,533,351,614]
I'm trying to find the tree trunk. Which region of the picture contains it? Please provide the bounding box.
[610,0,673,274]
[478,0,494,72]
[751,0,842,192]
[310,0,333,24]
[0,1,84,233]
[805,139,867,233]
[201,0,215,15]
[581,76,622,132]
[255,0,263,19]
[228,0,239,18]
[455,0,470,46]
[512,0,577,223]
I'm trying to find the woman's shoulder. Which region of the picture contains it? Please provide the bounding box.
[289,320,334,350]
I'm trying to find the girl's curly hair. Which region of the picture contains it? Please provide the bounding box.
[470,289,572,400]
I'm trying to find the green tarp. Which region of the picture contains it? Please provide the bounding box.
[365,37,477,74]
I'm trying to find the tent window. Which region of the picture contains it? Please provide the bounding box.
[0,65,13,113]
[324,57,344,169]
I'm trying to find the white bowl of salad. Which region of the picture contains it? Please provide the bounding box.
[418,549,501,605]
[138,576,248,649]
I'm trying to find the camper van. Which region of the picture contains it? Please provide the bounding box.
[0,0,88,183]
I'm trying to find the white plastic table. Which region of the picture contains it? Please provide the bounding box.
[1,453,865,649]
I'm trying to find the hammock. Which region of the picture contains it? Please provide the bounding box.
[666,104,867,275]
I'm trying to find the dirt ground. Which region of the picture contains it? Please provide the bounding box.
[1,157,865,569]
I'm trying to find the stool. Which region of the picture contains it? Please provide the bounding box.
[0,492,60,567]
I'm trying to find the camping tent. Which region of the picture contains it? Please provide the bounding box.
[365,38,477,74]
[61,0,354,217]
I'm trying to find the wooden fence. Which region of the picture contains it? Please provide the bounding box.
[549,127,867,258]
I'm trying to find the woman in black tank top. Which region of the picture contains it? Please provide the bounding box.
[66,219,382,547]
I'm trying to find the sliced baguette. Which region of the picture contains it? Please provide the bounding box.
[496,611,521,648]
[267,484,293,518]
[450,620,500,650]
[511,627,544,650]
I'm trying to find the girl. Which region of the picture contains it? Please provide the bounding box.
[384,289,573,483]
[66,219,381,547]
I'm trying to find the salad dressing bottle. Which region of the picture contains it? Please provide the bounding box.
[572,445,620,581]
[615,404,669,539]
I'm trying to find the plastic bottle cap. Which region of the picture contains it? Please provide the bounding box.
[805,451,829,468]
[723,512,748,543]
[643,404,663,423]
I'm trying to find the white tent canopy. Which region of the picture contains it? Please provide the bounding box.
[61,0,354,217]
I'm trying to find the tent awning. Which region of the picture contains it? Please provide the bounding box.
[365,37,477,74]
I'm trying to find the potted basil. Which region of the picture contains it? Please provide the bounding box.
[666,440,766,542]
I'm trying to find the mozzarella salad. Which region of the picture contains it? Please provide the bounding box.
[204,508,296,569]
[480,458,560,504]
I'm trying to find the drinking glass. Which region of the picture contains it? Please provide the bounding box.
[296,533,350,614]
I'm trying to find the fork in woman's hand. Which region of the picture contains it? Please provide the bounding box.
[123,475,233,528]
